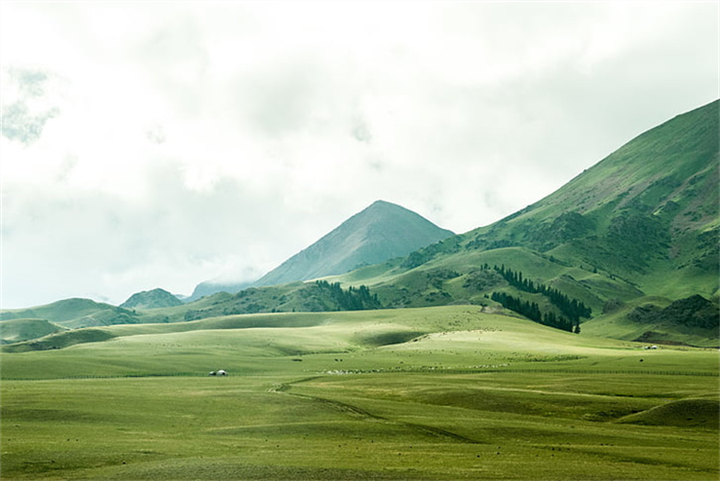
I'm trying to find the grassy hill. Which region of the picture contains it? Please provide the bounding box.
[328,100,719,346]
[0,298,141,329]
[0,318,66,345]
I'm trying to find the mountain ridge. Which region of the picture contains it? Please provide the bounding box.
[2,101,717,347]
[330,100,719,344]
[253,200,454,287]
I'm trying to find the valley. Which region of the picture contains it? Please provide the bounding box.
[1,101,718,480]
[1,306,718,480]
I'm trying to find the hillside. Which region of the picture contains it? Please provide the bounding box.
[0,318,66,345]
[462,99,719,289]
[253,200,454,287]
[2,102,717,347]
[120,288,184,310]
[0,298,141,329]
[333,100,719,345]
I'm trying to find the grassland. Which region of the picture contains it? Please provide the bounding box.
[1,306,718,480]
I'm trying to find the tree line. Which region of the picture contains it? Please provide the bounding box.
[314,281,383,311]
[492,264,591,323]
[490,292,576,332]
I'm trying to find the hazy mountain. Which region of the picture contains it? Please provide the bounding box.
[253,200,454,287]
[186,280,253,303]
[120,288,184,310]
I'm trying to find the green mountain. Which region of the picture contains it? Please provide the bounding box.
[463,99,718,291]
[0,318,66,345]
[175,101,717,345]
[253,200,454,287]
[3,102,716,347]
[0,298,140,330]
[333,100,719,346]
[120,288,184,310]
[185,201,453,301]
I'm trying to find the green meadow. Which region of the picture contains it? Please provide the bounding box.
[2,306,718,480]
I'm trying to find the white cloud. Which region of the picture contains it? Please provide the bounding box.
[1,1,717,307]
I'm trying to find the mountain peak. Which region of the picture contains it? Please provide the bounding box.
[120,288,183,310]
[252,201,453,287]
[368,199,397,208]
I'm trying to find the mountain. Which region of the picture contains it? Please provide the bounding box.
[3,102,716,347]
[186,280,253,303]
[461,99,719,290]
[120,288,184,310]
[252,200,454,287]
[334,100,719,345]
[186,200,454,300]
[0,298,140,329]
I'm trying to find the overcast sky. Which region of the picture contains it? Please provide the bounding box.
[1,2,718,308]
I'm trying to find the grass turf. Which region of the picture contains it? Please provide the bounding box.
[1,306,718,480]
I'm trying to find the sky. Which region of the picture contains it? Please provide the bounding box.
[1,1,718,309]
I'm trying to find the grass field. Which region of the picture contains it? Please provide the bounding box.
[1,306,718,480]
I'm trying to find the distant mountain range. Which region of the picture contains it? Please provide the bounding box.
[333,99,719,345]
[187,200,453,300]
[2,100,717,348]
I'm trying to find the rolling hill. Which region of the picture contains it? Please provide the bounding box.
[1,304,717,480]
[460,99,719,290]
[0,298,141,329]
[0,318,66,345]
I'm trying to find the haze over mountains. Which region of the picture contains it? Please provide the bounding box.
[254,200,454,286]
[188,200,453,301]
[2,100,718,347]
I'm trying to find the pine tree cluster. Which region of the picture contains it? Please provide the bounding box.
[492,265,591,323]
[314,281,383,311]
[490,292,575,332]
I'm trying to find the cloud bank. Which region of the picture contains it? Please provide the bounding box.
[1,2,717,307]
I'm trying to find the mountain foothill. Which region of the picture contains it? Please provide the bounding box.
[2,100,718,349]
